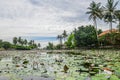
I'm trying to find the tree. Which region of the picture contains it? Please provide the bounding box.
[74,25,97,47]
[103,0,118,32]
[98,29,103,35]
[65,33,75,49]
[99,32,120,45]
[20,39,24,46]
[62,30,68,42]
[57,35,63,46]
[115,10,120,32]
[28,40,32,46]
[24,39,27,45]
[46,42,54,50]
[32,40,35,45]
[18,37,22,45]
[0,40,3,48]
[86,1,103,45]
[13,37,17,45]
[2,41,11,50]
[38,43,41,48]
[33,43,37,48]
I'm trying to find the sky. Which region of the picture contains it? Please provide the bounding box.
[0,0,120,47]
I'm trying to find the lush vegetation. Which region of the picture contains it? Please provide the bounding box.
[99,32,120,46]
[45,0,120,50]
[0,0,120,80]
[0,37,40,50]
[45,25,102,49]
[73,25,98,47]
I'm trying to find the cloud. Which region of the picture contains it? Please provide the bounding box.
[0,0,119,47]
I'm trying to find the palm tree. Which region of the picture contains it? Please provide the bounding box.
[103,0,119,33]
[57,35,63,46]
[32,40,35,45]
[18,37,22,45]
[13,37,17,45]
[28,40,32,46]
[38,43,41,48]
[115,10,120,32]
[20,39,24,45]
[62,30,68,42]
[86,1,103,45]
[24,39,28,46]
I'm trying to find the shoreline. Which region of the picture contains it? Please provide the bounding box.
[0,49,120,54]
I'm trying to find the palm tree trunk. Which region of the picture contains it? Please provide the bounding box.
[118,20,120,32]
[94,18,99,46]
[60,38,62,49]
[110,21,112,33]
[110,21,113,46]
[60,38,62,46]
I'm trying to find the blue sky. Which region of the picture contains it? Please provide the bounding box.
[0,0,120,47]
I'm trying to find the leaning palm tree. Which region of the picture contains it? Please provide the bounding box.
[86,1,103,45]
[62,30,68,42]
[103,0,119,33]
[115,10,120,32]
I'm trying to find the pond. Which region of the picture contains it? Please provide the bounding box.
[0,50,120,80]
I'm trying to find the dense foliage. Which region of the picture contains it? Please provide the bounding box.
[0,37,40,50]
[99,32,120,46]
[65,33,75,49]
[46,42,54,50]
[74,25,98,47]
[0,40,11,50]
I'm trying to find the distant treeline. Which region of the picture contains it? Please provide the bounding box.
[0,37,41,50]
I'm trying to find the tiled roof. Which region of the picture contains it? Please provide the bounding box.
[98,29,118,37]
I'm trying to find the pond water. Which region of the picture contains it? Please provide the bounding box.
[0,50,120,80]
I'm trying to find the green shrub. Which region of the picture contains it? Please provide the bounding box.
[2,41,11,50]
[99,32,120,45]
[15,45,31,50]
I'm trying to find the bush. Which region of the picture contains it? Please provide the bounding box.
[15,45,31,50]
[2,41,11,50]
[74,25,98,47]
[99,32,120,46]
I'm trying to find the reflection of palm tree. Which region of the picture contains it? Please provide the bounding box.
[86,1,102,45]
[62,30,68,42]
[115,10,120,32]
[103,0,118,33]
[57,35,63,46]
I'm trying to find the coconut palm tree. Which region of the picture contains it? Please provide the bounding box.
[20,39,24,46]
[38,43,41,48]
[57,35,63,46]
[28,40,32,46]
[86,1,103,45]
[24,39,28,46]
[62,30,68,42]
[103,0,119,33]
[13,37,17,45]
[115,10,120,32]
[18,37,22,45]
